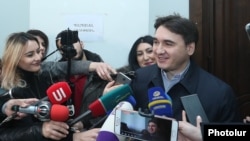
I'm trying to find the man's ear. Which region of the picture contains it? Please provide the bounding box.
[186,42,195,55]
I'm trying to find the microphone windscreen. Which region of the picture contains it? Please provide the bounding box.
[97,131,119,141]
[50,104,69,121]
[89,84,133,117]
[46,81,72,104]
[88,100,105,117]
[96,101,133,141]
[148,87,173,117]
[125,95,136,107]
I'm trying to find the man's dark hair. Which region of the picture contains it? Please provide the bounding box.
[56,29,79,47]
[154,13,199,45]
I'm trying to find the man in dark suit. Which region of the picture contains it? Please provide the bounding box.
[130,13,240,123]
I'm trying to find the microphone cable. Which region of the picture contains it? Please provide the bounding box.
[0,110,18,127]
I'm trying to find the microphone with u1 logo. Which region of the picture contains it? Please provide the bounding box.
[10,82,72,121]
[34,81,72,105]
[1,82,72,124]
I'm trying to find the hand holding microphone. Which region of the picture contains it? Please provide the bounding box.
[9,81,72,121]
[68,84,133,127]
[12,101,69,122]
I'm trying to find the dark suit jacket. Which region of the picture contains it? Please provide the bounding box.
[131,60,241,122]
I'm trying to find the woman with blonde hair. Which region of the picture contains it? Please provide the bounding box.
[0,32,115,141]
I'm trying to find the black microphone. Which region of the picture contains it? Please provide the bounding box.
[245,23,250,40]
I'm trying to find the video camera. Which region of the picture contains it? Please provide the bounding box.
[59,28,79,59]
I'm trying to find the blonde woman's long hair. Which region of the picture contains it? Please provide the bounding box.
[0,32,39,90]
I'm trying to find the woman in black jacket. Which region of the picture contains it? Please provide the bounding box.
[0,32,115,141]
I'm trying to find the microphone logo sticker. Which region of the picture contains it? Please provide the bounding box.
[52,87,67,102]
[153,91,161,97]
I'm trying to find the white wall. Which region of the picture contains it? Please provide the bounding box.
[149,0,189,35]
[0,0,189,69]
[0,0,29,56]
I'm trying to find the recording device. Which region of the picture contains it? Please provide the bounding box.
[60,28,79,59]
[181,94,209,125]
[114,72,132,85]
[12,101,69,122]
[148,87,173,117]
[32,81,72,107]
[114,109,178,141]
[68,84,133,126]
[90,94,137,129]
[245,23,250,40]
[45,81,74,116]
[45,81,72,104]
[0,82,72,124]
[96,101,134,141]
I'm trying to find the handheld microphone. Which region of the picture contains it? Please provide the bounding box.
[245,23,250,40]
[0,82,72,104]
[90,95,137,129]
[68,84,133,126]
[45,81,72,104]
[12,101,69,122]
[34,81,72,105]
[147,87,173,117]
[96,101,133,141]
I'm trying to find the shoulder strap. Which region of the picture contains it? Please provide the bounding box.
[181,94,209,125]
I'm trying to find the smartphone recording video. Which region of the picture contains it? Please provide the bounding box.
[114,109,178,141]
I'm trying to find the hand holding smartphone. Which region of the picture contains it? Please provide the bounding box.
[114,109,178,141]
[114,72,132,85]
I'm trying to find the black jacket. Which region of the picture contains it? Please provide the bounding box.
[0,60,92,141]
[131,60,241,123]
[0,70,74,141]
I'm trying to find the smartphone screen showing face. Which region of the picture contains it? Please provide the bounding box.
[114,109,178,141]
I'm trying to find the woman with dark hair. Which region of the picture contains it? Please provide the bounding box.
[27,29,49,57]
[118,35,155,72]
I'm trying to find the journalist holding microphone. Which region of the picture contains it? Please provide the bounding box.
[0,32,116,141]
